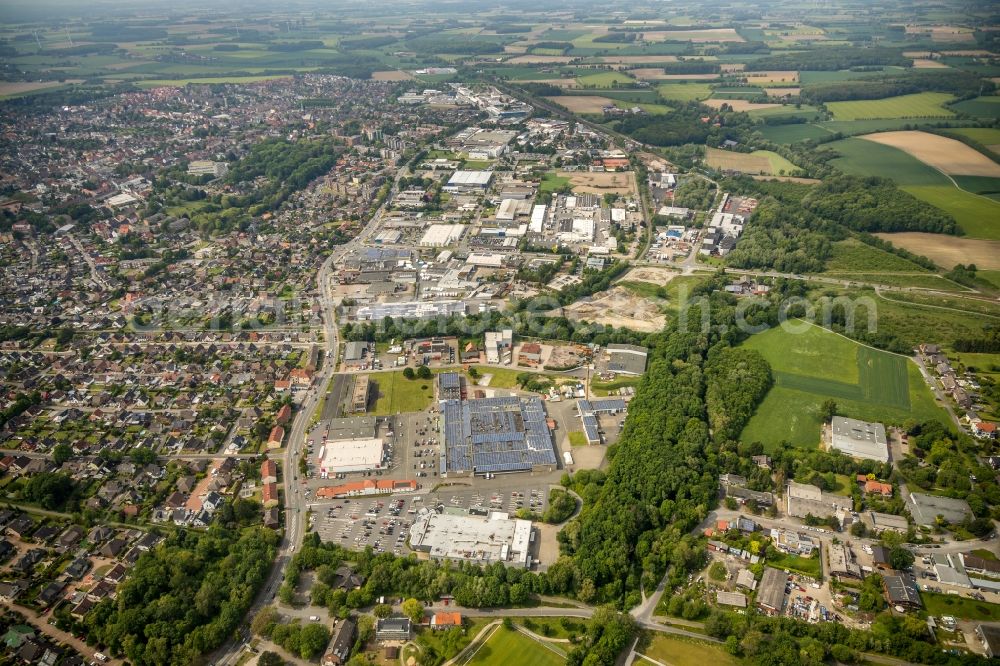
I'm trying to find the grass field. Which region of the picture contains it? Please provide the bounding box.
[829,137,1000,239]
[921,592,1000,622]
[767,551,823,578]
[371,371,434,415]
[656,82,713,102]
[740,323,949,450]
[462,626,565,666]
[950,96,1000,118]
[568,431,588,447]
[575,71,635,88]
[705,148,801,175]
[759,123,832,144]
[635,632,744,666]
[539,172,571,194]
[825,92,956,121]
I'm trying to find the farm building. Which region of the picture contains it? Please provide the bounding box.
[828,416,889,462]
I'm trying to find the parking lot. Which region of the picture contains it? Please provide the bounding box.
[308,483,551,557]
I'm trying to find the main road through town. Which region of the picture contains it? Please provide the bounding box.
[210,168,409,666]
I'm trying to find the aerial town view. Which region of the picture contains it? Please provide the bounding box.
[0,0,999,664]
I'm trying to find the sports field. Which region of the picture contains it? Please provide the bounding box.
[461,626,565,666]
[829,137,1000,239]
[825,92,956,121]
[739,323,948,450]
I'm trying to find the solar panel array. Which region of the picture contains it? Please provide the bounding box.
[582,414,600,443]
[441,396,557,474]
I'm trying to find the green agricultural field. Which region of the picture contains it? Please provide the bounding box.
[950,95,1000,118]
[739,323,949,450]
[799,67,908,85]
[945,127,1000,150]
[135,75,292,88]
[462,626,565,666]
[575,71,635,88]
[759,123,831,144]
[825,92,956,121]
[371,371,434,415]
[823,238,932,273]
[753,150,801,175]
[828,137,1000,239]
[656,82,713,102]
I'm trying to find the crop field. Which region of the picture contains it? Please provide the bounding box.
[546,95,617,113]
[823,238,932,273]
[829,138,1000,239]
[703,99,780,112]
[575,71,635,88]
[874,233,1000,271]
[759,124,831,144]
[705,148,800,175]
[744,70,799,85]
[739,323,948,449]
[461,626,565,666]
[134,75,292,88]
[860,131,1000,177]
[945,127,1000,152]
[656,82,713,102]
[825,92,956,121]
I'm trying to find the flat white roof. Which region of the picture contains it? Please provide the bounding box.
[320,438,385,472]
[420,224,465,246]
[409,510,532,567]
[447,170,493,186]
[830,416,889,462]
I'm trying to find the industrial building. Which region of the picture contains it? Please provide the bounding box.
[355,300,466,322]
[409,509,534,568]
[325,416,377,441]
[440,396,557,476]
[786,480,851,520]
[827,543,862,580]
[438,372,463,401]
[606,344,649,376]
[883,573,922,609]
[869,511,908,534]
[419,224,466,247]
[828,416,889,462]
[909,492,972,527]
[485,329,513,365]
[350,375,370,414]
[443,170,493,193]
[757,567,787,615]
[318,438,387,474]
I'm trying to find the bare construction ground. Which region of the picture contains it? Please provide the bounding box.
[560,170,637,195]
[861,131,1000,177]
[876,233,1000,270]
[564,286,666,332]
[546,95,614,112]
[624,266,679,286]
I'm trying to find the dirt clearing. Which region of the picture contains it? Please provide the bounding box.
[624,266,679,286]
[546,95,615,113]
[371,70,413,81]
[861,131,1000,177]
[876,233,1000,270]
[564,287,666,332]
[559,170,637,195]
[912,59,950,68]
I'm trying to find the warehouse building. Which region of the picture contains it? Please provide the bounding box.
[909,492,972,527]
[409,509,533,568]
[828,416,889,462]
[606,344,649,375]
[440,396,557,476]
[443,170,493,193]
[355,300,466,322]
[325,416,377,441]
[420,224,466,247]
[869,511,909,534]
[438,372,463,401]
[757,567,787,615]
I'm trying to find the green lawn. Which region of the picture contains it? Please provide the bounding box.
[516,617,588,639]
[767,551,822,578]
[635,632,744,666]
[462,626,565,666]
[568,431,588,447]
[825,92,956,121]
[829,137,1000,239]
[371,371,434,415]
[739,323,949,450]
[921,592,1000,622]
[656,82,713,102]
[539,172,571,194]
